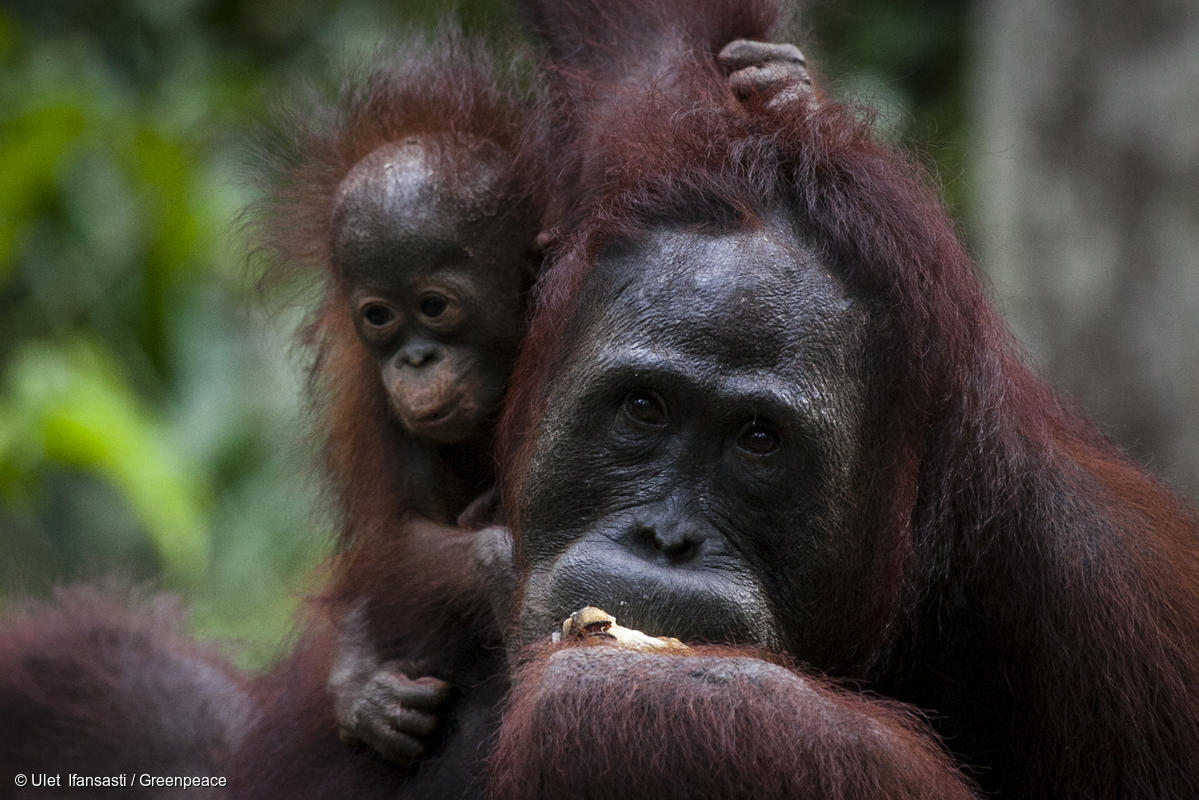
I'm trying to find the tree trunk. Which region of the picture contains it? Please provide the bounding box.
[973,0,1199,499]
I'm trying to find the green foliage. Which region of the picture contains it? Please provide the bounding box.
[0,0,968,663]
[2,338,208,582]
[802,2,969,215]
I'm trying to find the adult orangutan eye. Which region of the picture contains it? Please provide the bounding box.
[623,390,668,427]
[737,421,779,455]
[361,302,396,328]
[420,294,449,318]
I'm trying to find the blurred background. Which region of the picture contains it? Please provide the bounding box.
[1,0,1196,667]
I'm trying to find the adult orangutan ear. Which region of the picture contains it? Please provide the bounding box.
[718,39,816,113]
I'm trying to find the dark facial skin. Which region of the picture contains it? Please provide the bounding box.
[513,216,885,667]
[332,140,528,444]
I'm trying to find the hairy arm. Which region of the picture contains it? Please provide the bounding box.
[490,645,977,800]
[327,519,516,764]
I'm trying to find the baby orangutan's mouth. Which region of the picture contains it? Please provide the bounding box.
[406,394,479,443]
[421,404,453,423]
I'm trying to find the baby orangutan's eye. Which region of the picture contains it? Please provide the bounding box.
[420,294,449,319]
[361,302,396,328]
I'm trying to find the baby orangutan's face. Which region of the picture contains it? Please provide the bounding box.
[332,139,530,444]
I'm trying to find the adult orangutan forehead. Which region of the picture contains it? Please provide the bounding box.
[569,219,862,374]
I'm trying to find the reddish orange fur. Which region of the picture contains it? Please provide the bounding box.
[0,586,251,789]
[491,643,977,800]
[247,29,540,650]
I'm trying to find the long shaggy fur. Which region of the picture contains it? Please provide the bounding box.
[491,644,977,800]
[245,26,539,662]
[0,586,252,793]
[0,28,534,800]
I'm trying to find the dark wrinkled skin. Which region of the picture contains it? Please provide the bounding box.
[718,39,813,111]
[327,602,451,764]
[513,215,888,668]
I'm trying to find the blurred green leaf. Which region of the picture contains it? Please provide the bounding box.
[2,338,209,583]
[0,106,87,278]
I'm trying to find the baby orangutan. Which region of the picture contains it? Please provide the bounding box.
[325,131,532,764]
[253,34,537,769]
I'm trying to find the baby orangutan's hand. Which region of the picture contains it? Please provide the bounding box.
[332,660,451,767]
[719,39,814,112]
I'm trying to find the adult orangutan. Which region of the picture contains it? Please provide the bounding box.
[486,0,1199,798]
